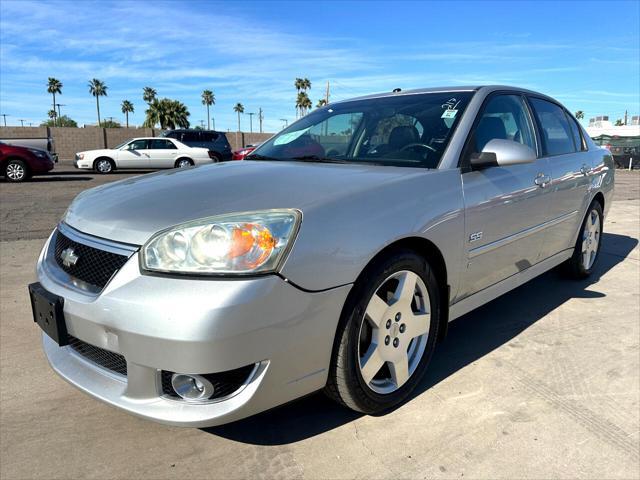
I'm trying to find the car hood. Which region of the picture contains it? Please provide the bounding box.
[64,160,430,245]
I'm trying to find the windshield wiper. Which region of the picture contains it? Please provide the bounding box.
[290,155,351,164]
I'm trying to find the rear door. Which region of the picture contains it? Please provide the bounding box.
[459,93,553,298]
[116,139,150,168]
[147,138,178,168]
[179,131,201,148]
[527,97,591,260]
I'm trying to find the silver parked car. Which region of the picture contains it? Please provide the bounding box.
[30,86,614,427]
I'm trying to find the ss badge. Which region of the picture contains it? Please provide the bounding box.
[469,231,483,243]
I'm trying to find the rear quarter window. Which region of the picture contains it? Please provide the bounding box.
[180,132,200,143]
[201,132,219,142]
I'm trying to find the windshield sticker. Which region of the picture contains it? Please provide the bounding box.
[441,109,458,119]
[273,127,310,146]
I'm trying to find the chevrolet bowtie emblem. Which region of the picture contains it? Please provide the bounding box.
[60,247,79,267]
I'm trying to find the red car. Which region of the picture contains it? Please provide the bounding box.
[231,144,258,160]
[1,142,55,182]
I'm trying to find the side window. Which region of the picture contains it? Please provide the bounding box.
[566,114,585,151]
[150,139,177,149]
[201,132,219,142]
[473,95,536,153]
[164,131,178,139]
[180,132,200,143]
[529,98,576,156]
[127,139,148,150]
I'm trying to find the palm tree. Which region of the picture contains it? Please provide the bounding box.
[201,90,215,129]
[316,99,327,108]
[88,79,108,126]
[233,103,244,131]
[143,86,157,104]
[302,78,311,92]
[296,92,312,116]
[121,100,134,128]
[574,110,584,120]
[47,109,57,120]
[294,78,305,118]
[143,98,190,129]
[47,78,62,127]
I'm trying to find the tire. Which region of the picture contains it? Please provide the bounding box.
[325,249,441,414]
[562,200,604,279]
[210,152,222,163]
[94,158,114,174]
[4,159,30,182]
[175,158,194,168]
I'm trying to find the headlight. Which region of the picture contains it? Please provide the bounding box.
[141,209,301,275]
[28,148,47,158]
[77,153,85,160]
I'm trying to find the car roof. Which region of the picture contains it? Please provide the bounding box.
[165,129,223,134]
[331,85,557,104]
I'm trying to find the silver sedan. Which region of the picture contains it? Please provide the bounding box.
[30,86,614,426]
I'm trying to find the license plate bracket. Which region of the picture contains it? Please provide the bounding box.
[28,282,69,346]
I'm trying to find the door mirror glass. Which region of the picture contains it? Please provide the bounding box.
[471,138,536,169]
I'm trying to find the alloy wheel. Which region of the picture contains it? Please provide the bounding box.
[96,159,112,173]
[6,163,25,181]
[582,208,601,270]
[357,270,430,394]
[177,159,192,168]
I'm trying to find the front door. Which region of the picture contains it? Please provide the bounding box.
[527,97,592,260]
[116,139,150,168]
[459,93,553,299]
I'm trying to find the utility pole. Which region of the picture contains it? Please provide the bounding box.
[211,117,216,130]
[1,114,8,126]
[248,112,255,133]
[624,110,628,125]
[19,119,25,127]
[325,80,330,104]
[200,119,205,128]
[55,103,66,120]
[258,108,264,133]
[280,118,288,129]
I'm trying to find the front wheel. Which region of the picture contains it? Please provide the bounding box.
[5,159,30,182]
[94,158,114,174]
[563,200,603,278]
[325,250,440,414]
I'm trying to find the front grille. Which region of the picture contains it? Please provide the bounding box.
[54,230,129,289]
[161,364,255,400]
[68,336,127,376]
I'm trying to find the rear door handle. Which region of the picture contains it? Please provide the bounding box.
[534,173,551,188]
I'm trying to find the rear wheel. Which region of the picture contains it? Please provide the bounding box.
[5,159,29,182]
[563,200,603,278]
[94,158,114,174]
[325,250,440,414]
[175,158,194,168]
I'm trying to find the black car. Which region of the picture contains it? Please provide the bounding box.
[162,130,232,161]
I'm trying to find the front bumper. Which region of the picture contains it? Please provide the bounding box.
[36,231,351,427]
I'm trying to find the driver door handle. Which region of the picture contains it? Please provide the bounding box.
[580,164,590,176]
[534,172,551,188]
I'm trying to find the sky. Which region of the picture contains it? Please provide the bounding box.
[0,0,638,131]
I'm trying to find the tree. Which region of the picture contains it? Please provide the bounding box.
[47,109,57,120]
[47,78,62,127]
[121,100,134,128]
[143,98,190,129]
[88,78,108,126]
[302,78,311,91]
[615,118,624,126]
[296,92,312,116]
[233,103,244,131]
[201,90,215,129]
[574,110,584,120]
[101,119,121,128]
[41,115,77,127]
[143,86,157,104]
[316,99,327,108]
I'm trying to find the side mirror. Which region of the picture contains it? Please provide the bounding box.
[471,139,536,169]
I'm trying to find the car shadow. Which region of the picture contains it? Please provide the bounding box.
[204,232,638,445]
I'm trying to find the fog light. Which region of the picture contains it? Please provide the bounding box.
[171,373,215,401]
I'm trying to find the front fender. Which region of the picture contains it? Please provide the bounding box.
[280,169,465,294]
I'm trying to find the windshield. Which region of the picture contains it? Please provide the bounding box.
[250,91,474,168]
[114,139,134,150]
